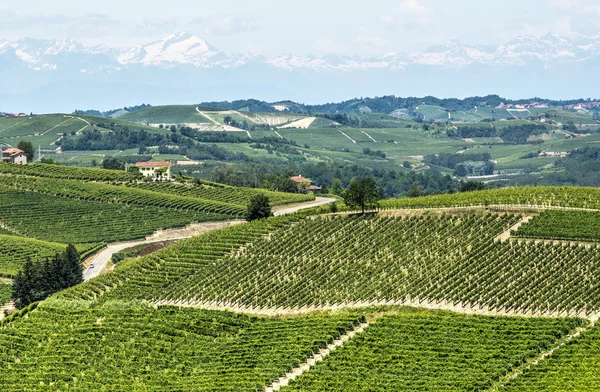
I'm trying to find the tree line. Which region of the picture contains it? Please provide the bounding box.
[12,245,82,309]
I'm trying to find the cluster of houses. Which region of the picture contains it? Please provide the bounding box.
[0,113,27,118]
[290,175,322,193]
[496,102,550,109]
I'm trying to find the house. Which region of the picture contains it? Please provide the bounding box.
[135,161,172,181]
[290,175,321,193]
[1,148,28,164]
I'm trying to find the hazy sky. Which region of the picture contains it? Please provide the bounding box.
[2,0,600,55]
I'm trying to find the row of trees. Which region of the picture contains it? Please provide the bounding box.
[12,245,82,309]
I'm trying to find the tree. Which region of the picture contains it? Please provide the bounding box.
[102,157,124,170]
[460,181,485,192]
[408,183,423,198]
[403,161,412,169]
[17,141,34,162]
[330,178,344,196]
[343,178,380,214]
[245,194,273,221]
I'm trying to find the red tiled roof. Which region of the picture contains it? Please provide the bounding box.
[290,175,310,183]
[2,148,25,156]
[135,161,171,168]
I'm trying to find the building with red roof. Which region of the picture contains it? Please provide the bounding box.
[1,148,28,165]
[135,161,172,181]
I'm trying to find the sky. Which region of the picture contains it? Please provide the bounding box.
[2,0,600,56]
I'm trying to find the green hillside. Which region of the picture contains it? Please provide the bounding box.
[2,174,600,390]
[119,105,213,124]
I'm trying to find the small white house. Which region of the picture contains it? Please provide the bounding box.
[1,148,28,165]
[135,161,172,181]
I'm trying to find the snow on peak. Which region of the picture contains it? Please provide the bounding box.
[117,32,226,67]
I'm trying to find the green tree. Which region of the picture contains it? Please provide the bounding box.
[330,178,344,196]
[245,194,273,222]
[343,178,380,214]
[64,244,82,287]
[408,183,423,198]
[460,181,485,192]
[17,141,34,162]
[102,157,124,170]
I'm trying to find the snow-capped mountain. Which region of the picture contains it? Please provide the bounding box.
[2,31,599,72]
[0,32,599,113]
[117,32,243,68]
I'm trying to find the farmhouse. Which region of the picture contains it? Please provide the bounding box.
[135,161,172,181]
[290,175,322,193]
[1,148,28,164]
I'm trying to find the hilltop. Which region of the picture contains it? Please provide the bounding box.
[1,185,600,390]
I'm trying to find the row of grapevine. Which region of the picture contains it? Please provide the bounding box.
[129,182,314,207]
[501,323,600,390]
[379,186,600,210]
[57,214,304,301]
[0,234,96,277]
[0,299,363,391]
[0,191,229,244]
[84,212,600,317]
[0,175,246,217]
[515,210,600,241]
[0,162,136,182]
[286,311,582,391]
[0,282,11,307]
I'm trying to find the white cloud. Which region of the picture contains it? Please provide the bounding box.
[191,14,262,36]
[550,0,580,9]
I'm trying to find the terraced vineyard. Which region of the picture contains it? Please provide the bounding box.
[0,234,98,277]
[0,299,363,391]
[515,210,600,241]
[0,162,136,182]
[0,175,245,217]
[0,191,229,243]
[59,210,600,317]
[0,282,11,307]
[379,186,600,210]
[130,181,313,207]
[286,311,582,391]
[58,215,303,301]
[501,322,600,391]
[2,182,600,391]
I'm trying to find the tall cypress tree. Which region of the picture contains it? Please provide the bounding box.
[65,244,82,287]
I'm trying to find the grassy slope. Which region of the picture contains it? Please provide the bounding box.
[119,105,211,124]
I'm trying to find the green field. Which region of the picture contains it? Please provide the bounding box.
[0,300,364,391]
[287,311,581,391]
[0,191,230,244]
[119,105,212,124]
[501,322,600,391]
[0,282,11,306]
[515,210,600,241]
[0,235,96,277]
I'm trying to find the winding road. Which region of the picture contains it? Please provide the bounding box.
[83,197,335,281]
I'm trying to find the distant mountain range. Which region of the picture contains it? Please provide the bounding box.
[1,32,599,113]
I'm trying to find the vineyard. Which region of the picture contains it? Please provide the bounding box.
[515,210,600,241]
[0,163,136,182]
[378,186,600,210]
[0,175,246,217]
[0,282,11,307]
[0,191,229,243]
[0,234,96,277]
[57,214,303,301]
[0,299,364,391]
[129,181,313,207]
[286,310,582,391]
[59,211,600,317]
[501,322,600,391]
